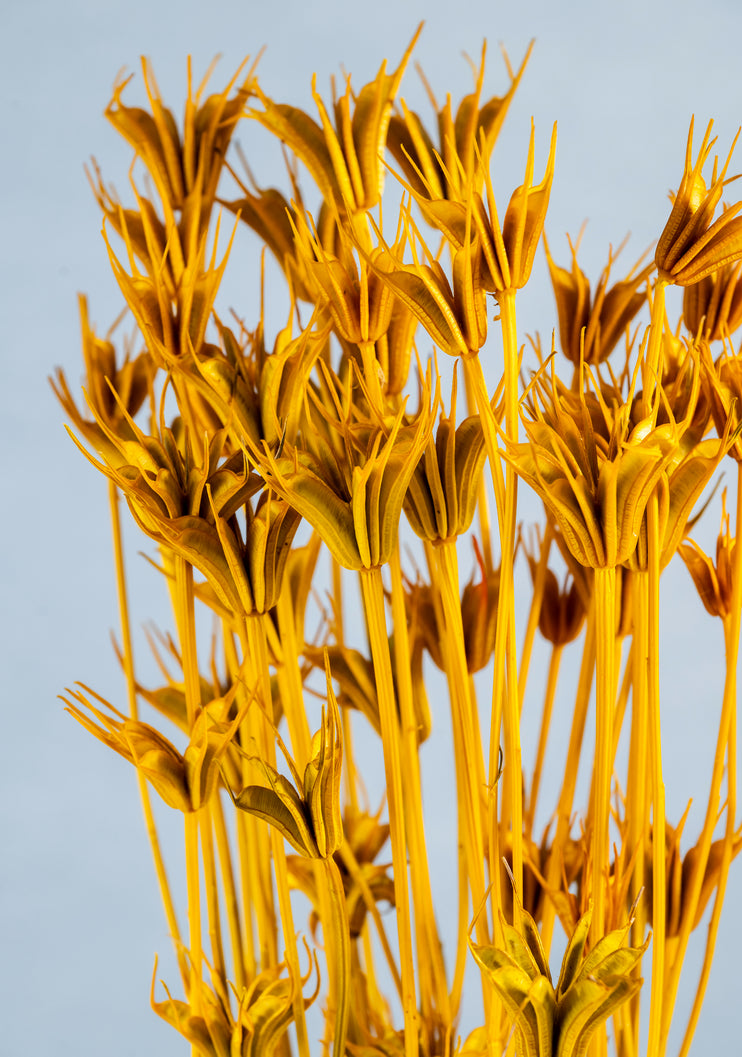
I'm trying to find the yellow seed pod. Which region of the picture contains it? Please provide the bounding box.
[303,659,344,858]
[404,379,487,543]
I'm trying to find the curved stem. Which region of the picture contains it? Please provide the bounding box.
[107,483,187,987]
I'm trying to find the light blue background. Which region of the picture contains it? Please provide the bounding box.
[3,0,741,1053]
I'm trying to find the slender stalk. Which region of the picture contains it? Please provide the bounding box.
[331,560,360,813]
[338,842,403,1001]
[518,524,553,712]
[627,576,649,961]
[526,642,563,835]
[462,357,494,573]
[107,483,187,986]
[211,792,246,993]
[359,566,419,1057]
[462,348,521,922]
[496,288,525,908]
[199,803,227,1000]
[242,615,311,1057]
[174,556,203,1011]
[324,855,352,1057]
[433,539,488,933]
[592,566,617,944]
[389,544,451,1032]
[646,494,667,1057]
[675,468,742,1057]
[222,626,258,979]
[540,605,595,955]
[642,280,668,1057]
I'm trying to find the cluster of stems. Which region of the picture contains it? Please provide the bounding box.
[56,30,742,1057]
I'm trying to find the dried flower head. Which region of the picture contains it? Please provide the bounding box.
[544,233,653,366]
[656,118,742,285]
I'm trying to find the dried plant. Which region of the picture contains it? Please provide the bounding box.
[55,28,741,1057]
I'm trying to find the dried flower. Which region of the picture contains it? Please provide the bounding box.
[544,233,653,366]
[656,118,742,285]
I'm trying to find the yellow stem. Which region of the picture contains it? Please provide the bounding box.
[359,567,419,1057]
[211,793,246,993]
[433,540,489,932]
[242,615,311,1057]
[199,804,229,1006]
[324,855,352,1057]
[518,524,553,713]
[592,566,617,945]
[338,841,403,1001]
[540,605,595,955]
[676,468,742,1057]
[646,498,666,1057]
[462,349,520,925]
[627,576,649,966]
[462,357,494,572]
[183,810,203,1011]
[107,483,187,987]
[389,544,451,1030]
[174,556,203,1010]
[222,626,258,979]
[496,288,524,910]
[526,643,563,835]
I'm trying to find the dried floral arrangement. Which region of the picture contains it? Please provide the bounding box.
[54,24,742,1057]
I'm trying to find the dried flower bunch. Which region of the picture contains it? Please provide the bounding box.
[55,26,742,1057]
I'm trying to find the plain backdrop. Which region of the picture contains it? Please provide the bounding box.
[3,0,741,1054]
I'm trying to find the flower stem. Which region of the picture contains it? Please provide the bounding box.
[676,466,742,1057]
[107,483,187,987]
[174,555,203,1011]
[360,566,419,1057]
[592,566,617,944]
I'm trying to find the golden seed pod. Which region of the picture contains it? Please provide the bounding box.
[679,490,737,618]
[106,57,256,214]
[460,557,501,674]
[625,430,729,572]
[404,375,487,541]
[703,340,742,461]
[250,27,420,216]
[683,260,742,341]
[152,955,318,1057]
[471,900,647,1057]
[536,567,586,647]
[302,679,344,858]
[68,382,303,616]
[250,364,435,570]
[475,120,557,295]
[505,367,678,569]
[226,659,344,859]
[544,234,653,366]
[64,686,245,812]
[656,118,742,285]
[288,803,394,940]
[368,203,488,357]
[51,296,155,467]
[387,41,532,205]
[644,819,742,938]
